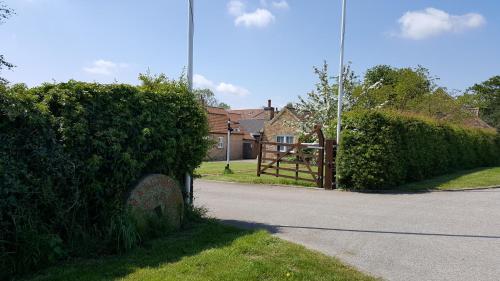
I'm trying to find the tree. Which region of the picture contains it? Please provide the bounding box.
[0,1,15,85]
[193,88,230,109]
[458,76,500,129]
[353,65,436,111]
[293,61,359,134]
[218,102,230,109]
[408,87,471,123]
[193,88,217,106]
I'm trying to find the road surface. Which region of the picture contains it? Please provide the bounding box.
[195,180,500,281]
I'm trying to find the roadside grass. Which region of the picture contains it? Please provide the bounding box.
[24,220,378,281]
[196,161,317,187]
[197,162,500,192]
[400,166,500,192]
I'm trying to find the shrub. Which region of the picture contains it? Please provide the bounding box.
[0,80,209,278]
[331,110,499,191]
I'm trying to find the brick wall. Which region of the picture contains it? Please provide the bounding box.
[206,132,244,161]
[263,109,300,143]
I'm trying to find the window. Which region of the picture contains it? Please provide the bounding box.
[276,135,294,152]
[217,137,224,149]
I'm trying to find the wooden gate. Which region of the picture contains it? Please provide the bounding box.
[256,125,337,189]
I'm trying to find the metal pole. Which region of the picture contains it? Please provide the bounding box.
[185,0,194,204]
[335,0,347,188]
[187,0,194,90]
[226,121,231,167]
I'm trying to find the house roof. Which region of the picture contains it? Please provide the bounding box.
[463,117,494,129]
[228,109,267,120]
[207,107,229,116]
[206,106,243,134]
[239,119,265,134]
[268,106,300,125]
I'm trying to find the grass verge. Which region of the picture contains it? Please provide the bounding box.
[400,166,500,192]
[197,162,500,193]
[24,220,378,281]
[196,161,317,187]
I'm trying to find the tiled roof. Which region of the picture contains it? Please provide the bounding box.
[239,119,265,134]
[229,112,241,123]
[228,109,267,120]
[207,107,229,115]
[206,107,243,134]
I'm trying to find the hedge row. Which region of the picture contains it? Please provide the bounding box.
[0,81,209,278]
[333,110,499,191]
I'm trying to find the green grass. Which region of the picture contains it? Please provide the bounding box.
[400,167,500,192]
[196,161,318,187]
[198,162,500,192]
[24,220,378,281]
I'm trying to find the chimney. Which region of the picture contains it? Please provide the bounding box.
[264,99,275,120]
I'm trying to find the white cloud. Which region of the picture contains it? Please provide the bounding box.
[194,74,249,97]
[227,0,245,16]
[193,74,215,89]
[216,82,249,97]
[397,7,486,40]
[272,0,289,10]
[235,9,275,28]
[83,59,128,75]
[227,0,280,28]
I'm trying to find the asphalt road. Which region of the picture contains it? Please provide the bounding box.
[195,180,500,281]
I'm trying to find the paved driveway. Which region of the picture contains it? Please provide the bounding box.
[195,180,500,281]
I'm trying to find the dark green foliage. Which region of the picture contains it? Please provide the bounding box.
[332,110,499,191]
[0,80,209,278]
[458,75,500,130]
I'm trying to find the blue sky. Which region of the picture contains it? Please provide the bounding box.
[1,0,499,109]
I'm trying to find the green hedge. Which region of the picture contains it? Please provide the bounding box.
[0,81,209,278]
[332,110,499,191]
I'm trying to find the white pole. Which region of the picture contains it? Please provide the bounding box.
[335,0,347,188]
[185,0,194,204]
[226,121,231,167]
[187,0,194,91]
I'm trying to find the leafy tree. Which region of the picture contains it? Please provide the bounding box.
[218,102,230,109]
[0,1,15,84]
[193,88,230,109]
[293,61,358,134]
[354,65,435,110]
[138,72,230,109]
[138,71,171,90]
[408,87,471,123]
[458,76,500,129]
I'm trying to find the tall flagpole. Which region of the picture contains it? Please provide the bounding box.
[187,0,194,91]
[185,0,194,204]
[335,0,347,188]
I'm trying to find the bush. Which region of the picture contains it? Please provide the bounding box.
[331,110,499,191]
[0,80,209,278]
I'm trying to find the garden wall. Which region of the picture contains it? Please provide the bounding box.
[0,81,209,278]
[332,110,499,191]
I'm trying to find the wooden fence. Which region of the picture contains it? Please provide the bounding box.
[256,125,337,189]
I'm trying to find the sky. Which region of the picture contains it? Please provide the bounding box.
[1,0,499,109]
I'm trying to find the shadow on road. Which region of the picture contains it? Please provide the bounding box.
[221,219,500,239]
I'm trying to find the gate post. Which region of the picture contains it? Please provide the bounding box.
[317,126,325,189]
[324,139,335,190]
[257,136,263,177]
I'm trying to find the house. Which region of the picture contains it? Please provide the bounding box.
[462,106,494,129]
[262,105,301,152]
[229,100,276,158]
[205,100,275,160]
[205,100,303,161]
[206,107,244,161]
